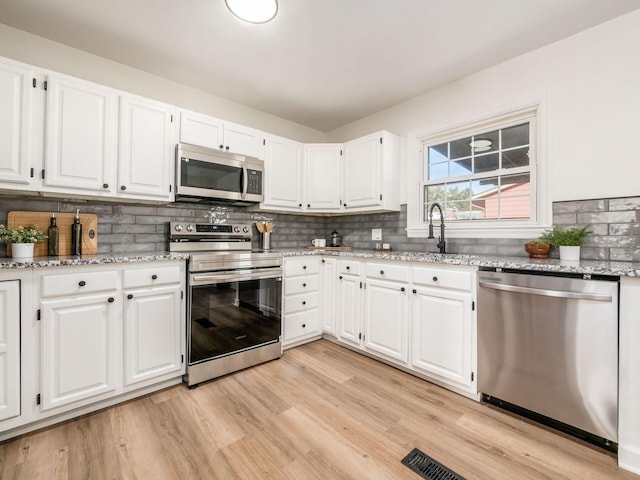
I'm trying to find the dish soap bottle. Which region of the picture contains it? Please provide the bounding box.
[47,213,59,256]
[71,209,82,255]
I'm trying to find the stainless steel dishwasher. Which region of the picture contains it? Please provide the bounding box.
[477,269,619,450]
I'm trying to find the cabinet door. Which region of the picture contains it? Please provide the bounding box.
[262,135,303,209]
[411,287,473,389]
[44,73,117,192]
[336,273,361,348]
[223,122,264,159]
[364,279,408,363]
[320,257,337,334]
[179,110,223,150]
[0,280,20,421]
[304,144,342,211]
[123,286,182,386]
[0,58,35,186]
[41,293,120,411]
[118,95,174,199]
[283,309,321,345]
[343,133,381,209]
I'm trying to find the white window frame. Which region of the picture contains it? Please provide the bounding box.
[406,98,550,239]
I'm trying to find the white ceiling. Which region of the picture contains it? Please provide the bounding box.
[0,0,638,132]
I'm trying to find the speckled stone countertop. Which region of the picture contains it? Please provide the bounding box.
[279,248,640,278]
[0,252,189,270]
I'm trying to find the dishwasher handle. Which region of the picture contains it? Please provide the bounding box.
[478,279,612,302]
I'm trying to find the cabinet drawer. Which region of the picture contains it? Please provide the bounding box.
[123,264,182,289]
[284,292,320,314]
[284,309,321,342]
[338,260,360,275]
[412,266,473,291]
[366,262,409,283]
[284,258,320,277]
[42,270,118,298]
[284,274,319,296]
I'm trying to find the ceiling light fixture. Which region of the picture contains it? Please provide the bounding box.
[225,0,278,24]
[469,139,492,153]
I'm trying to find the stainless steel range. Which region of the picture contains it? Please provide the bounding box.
[170,222,283,387]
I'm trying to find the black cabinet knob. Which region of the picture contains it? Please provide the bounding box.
[307,204,310,208]
[302,283,307,287]
[103,183,109,189]
[412,289,417,294]
[344,203,347,207]
[322,259,325,263]
[108,297,115,303]
[302,324,306,328]
[302,301,306,305]
[78,281,86,287]
[127,294,133,300]
[401,287,405,292]
[346,266,350,270]
[120,185,126,191]
[219,144,224,149]
[339,275,343,280]
[433,276,438,282]
[152,274,158,280]
[380,270,384,275]
[299,203,302,207]
[225,146,230,150]
[303,265,307,270]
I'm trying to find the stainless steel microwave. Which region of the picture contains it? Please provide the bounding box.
[175,143,264,205]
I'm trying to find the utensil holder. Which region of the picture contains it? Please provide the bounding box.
[261,232,271,250]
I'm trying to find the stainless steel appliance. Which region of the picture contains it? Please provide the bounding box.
[478,269,619,450]
[330,230,342,247]
[170,222,282,387]
[175,143,264,205]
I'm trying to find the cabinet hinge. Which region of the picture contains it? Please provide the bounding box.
[169,184,172,193]
[30,167,35,178]
[340,199,343,206]
[472,301,475,311]
[181,354,184,364]
[263,139,266,146]
[37,309,41,321]
[170,114,173,123]
[380,137,383,144]
[43,80,47,91]
[379,194,383,201]
[358,332,362,340]
[340,150,343,156]
[36,394,41,405]
[359,281,362,289]
[32,78,37,88]
[471,372,475,382]
[41,169,45,180]
[181,290,184,300]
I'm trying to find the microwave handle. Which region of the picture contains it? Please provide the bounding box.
[241,165,248,200]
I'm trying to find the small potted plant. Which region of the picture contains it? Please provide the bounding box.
[0,224,48,259]
[539,225,591,261]
[524,240,551,259]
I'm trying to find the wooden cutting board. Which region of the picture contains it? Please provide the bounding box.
[7,211,98,257]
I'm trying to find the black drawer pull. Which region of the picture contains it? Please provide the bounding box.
[302,301,306,305]
[339,275,343,280]
[302,283,307,287]
[412,289,417,294]
[433,276,438,282]
[219,144,224,149]
[102,183,109,189]
[302,324,306,328]
[120,185,126,191]
[152,274,158,280]
[127,294,133,300]
[303,265,307,270]
[108,297,115,303]
[401,287,405,292]
[78,281,86,287]
[346,266,350,270]
[380,270,384,275]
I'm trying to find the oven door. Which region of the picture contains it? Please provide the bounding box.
[188,268,282,365]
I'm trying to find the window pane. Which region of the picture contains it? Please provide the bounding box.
[500,196,530,219]
[500,174,530,219]
[502,123,529,149]
[474,152,499,173]
[471,130,498,154]
[428,162,449,180]
[471,203,488,220]
[450,158,472,177]
[446,180,470,202]
[450,136,471,159]
[428,143,448,163]
[502,147,529,169]
[424,184,445,221]
[472,177,499,219]
[446,201,471,220]
[501,173,530,194]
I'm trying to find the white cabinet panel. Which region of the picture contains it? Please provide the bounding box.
[123,286,182,386]
[336,272,361,348]
[223,122,263,159]
[179,110,223,150]
[343,134,380,209]
[320,257,337,335]
[40,293,120,411]
[0,280,20,421]
[262,135,303,210]
[304,144,342,211]
[0,58,34,186]
[43,73,117,193]
[118,95,174,199]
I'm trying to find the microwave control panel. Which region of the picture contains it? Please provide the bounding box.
[247,169,263,195]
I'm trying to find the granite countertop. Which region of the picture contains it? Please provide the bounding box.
[0,251,189,270]
[279,248,640,278]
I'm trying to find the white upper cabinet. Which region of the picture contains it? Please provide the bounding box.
[343,130,400,212]
[0,57,35,187]
[118,95,175,200]
[43,72,118,194]
[304,144,342,211]
[261,134,304,210]
[179,110,263,158]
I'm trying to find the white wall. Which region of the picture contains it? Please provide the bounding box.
[0,23,326,144]
[326,10,640,204]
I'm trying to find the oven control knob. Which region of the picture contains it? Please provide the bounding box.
[186,224,194,232]
[174,224,183,232]
[243,226,249,233]
[234,226,240,233]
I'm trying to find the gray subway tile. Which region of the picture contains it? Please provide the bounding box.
[609,197,640,211]
[577,211,637,224]
[553,199,607,214]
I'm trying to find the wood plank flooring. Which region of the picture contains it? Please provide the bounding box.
[0,339,637,479]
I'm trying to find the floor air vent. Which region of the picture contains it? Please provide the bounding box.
[401,448,466,480]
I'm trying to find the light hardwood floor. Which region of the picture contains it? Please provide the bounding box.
[0,339,637,479]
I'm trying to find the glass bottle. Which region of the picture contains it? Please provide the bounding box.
[47,213,59,256]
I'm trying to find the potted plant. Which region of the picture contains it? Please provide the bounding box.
[0,224,47,259]
[539,225,591,261]
[524,240,551,259]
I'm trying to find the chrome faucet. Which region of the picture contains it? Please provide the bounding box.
[428,202,446,254]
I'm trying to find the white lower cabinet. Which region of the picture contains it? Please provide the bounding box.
[40,293,120,411]
[283,257,322,347]
[335,260,362,348]
[0,280,20,421]
[320,257,337,334]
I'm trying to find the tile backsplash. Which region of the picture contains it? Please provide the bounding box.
[2,194,639,260]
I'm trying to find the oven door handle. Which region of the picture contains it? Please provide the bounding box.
[191,267,283,285]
